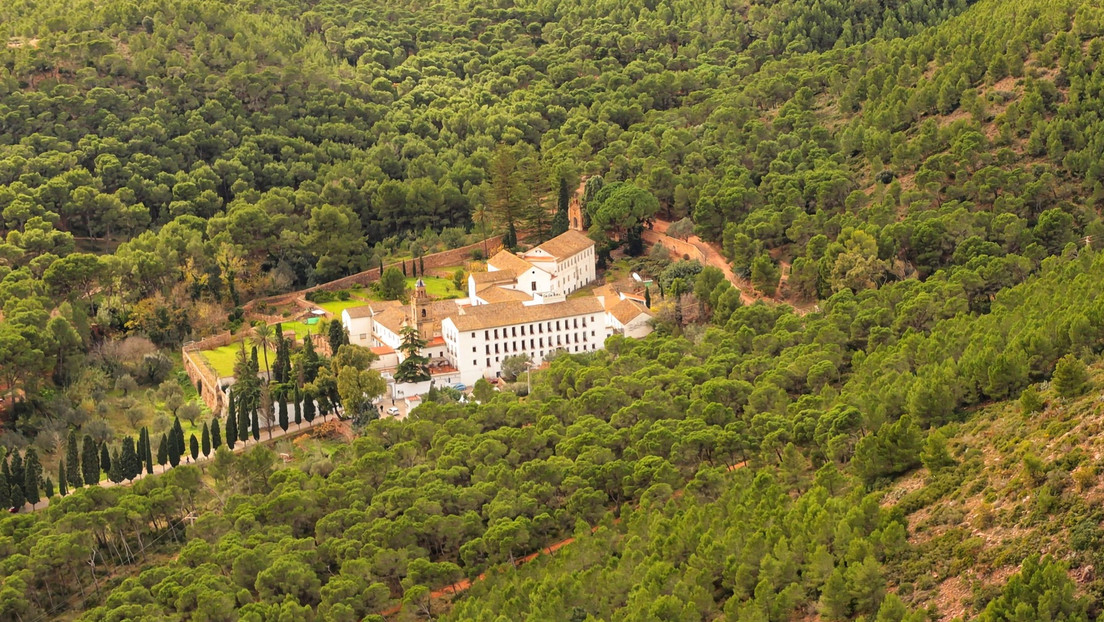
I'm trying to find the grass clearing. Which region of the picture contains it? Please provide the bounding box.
[407,276,462,299]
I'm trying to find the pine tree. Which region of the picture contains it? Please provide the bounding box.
[121,436,140,480]
[1053,354,1089,398]
[157,434,168,466]
[189,434,199,462]
[66,429,82,489]
[212,417,222,450]
[201,422,211,457]
[108,448,125,484]
[99,443,110,474]
[818,568,852,620]
[23,448,41,509]
[82,435,100,485]
[251,406,260,441]
[226,410,238,449]
[57,460,67,496]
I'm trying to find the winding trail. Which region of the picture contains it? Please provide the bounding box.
[379,461,748,618]
[645,219,812,314]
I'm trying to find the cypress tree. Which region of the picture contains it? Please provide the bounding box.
[143,427,154,475]
[644,286,651,308]
[402,260,408,277]
[328,319,346,358]
[237,396,250,442]
[44,478,54,499]
[378,257,384,275]
[23,448,41,509]
[66,430,82,489]
[167,435,180,468]
[302,337,319,382]
[189,434,199,462]
[293,385,302,426]
[226,410,238,450]
[136,429,146,467]
[201,422,211,457]
[0,466,8,509]
[108,448,124,484]
[9,451,24,489]
[10,483,24,511]
[121,437,140,480]
[172,417,186,458]
[82,435,99,485]
[279,392,289,432]
[58,460,67,496]
[99,443,110,475]
[251,345,259,372]
[251,406,260,441]
[419,255,425,276]
[303,388,316,424]
[212,417,222,450]
[157,435,168,466]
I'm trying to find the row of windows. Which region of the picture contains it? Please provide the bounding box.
[480,316,592,341]
[481,331,592,355]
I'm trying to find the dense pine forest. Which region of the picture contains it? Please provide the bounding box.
[2,0,1104,619]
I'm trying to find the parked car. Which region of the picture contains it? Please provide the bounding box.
[387,407,400,416]
[452,383,467,391]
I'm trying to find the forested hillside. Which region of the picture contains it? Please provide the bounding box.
[2,0,1104,619]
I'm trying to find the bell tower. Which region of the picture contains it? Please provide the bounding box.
[410,278,432,334]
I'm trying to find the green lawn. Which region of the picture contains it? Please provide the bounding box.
[317,298,374,316]
[408,276,463,299]
[199,344,242,378]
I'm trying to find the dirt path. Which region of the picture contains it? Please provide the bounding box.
[647,220,812,315]
[380,461,748,618]
[20,415,333,513]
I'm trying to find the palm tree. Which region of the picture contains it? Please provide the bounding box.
[250,323,274,377]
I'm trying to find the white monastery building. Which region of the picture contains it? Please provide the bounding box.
[341,229,651,389]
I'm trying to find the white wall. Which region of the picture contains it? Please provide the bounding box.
[445,313,608,386]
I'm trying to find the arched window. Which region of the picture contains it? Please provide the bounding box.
[421,308,427,318]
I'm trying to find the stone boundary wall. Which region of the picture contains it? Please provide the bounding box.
[244,235,503,313]
[187,235,502,412]
[642,229,705,263]
[182,343,229,414]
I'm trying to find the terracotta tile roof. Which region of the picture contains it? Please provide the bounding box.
[374,307,408,335]
[487,250,533,275]
[471,270,517,285]
[476,286,534,304]
[426,336,446,347]
[609,298,652,325]
[371,345,395,355]
[446,297,604,331]
[525,230,594,261]
[343,305,374,319]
